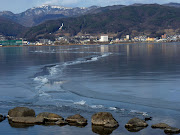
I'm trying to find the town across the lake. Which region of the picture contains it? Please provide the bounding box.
[0,33,180,46]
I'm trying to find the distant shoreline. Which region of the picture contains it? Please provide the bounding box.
[0,41,179,48]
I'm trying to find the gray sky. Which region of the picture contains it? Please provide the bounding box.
[0,0,179,13]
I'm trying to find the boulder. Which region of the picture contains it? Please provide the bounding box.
[55,119,68,126]
[164,127,180,134]
[8,107,35,118]
[91,112,119,128]
[11,117,44,124]
[66,114,87,126]
[125,118,148,132]
[125,117,148,128]
[151,123,171,129]
[37,112,63,122]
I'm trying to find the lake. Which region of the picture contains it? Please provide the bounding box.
[0,42,180,135]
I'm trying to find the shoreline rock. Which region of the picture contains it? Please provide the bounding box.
[164,127,180,134]
[91,112,119,128]
[10,117,44,124]
[55,119,68,126]
[8,107,35,118]
[151,123,171,129]
[125,117,148,132]
[37,112,64,123]
[151,123,180,134]
[5,107,180,135]
[66,114,87,126]
[125,117,148,128]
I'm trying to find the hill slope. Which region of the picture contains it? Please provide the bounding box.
[23,4,180,41]
[0,17,26,37]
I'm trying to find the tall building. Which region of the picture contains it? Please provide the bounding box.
[126,35,130,40]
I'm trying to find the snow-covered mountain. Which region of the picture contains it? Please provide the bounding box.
[22,5,90,16]
[0,3,179,27]
[0,5,99,27]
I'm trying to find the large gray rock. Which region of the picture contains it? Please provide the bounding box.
[66,114,87,126]
[164,127,180,134]
[151,123,171,129]
[125,117,148,128]
[11,117,44,124]
[8,107,35,118]
[37,112,63,122]
[91,112,119,128]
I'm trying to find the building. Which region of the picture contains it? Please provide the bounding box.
[99,35,109,42]
[0,35,6,41]
[126,35,130,40]
[162,34,167,39]
[36,42,43,46]
[0,40,23,46]
[39,39,53,45]
[146,37,155,42]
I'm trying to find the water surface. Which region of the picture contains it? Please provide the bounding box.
[0,43,180,135]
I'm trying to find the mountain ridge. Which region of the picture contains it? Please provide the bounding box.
[0,5,99,27]
[22,4,180,41]
[163,2,180,8]
[0,3,179,27]
[0,3,179,39]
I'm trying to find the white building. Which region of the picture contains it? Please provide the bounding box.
[99,35,108,42]
[126,35,130,40]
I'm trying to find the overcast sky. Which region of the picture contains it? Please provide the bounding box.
[0,0,179,13]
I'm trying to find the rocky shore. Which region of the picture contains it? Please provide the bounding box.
[1,107,180,135]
